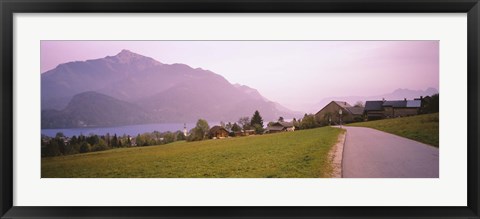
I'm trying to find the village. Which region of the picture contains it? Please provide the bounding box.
[41,94,438,157]
[207,94,437,139]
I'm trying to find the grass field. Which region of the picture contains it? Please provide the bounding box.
[42,127,343,178]
[347,113,439,147]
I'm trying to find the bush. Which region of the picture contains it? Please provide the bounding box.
[45,141,61,157]
[300,114,318,129]
[79,142,91,153]
[92,139,109,151]
[253,124,264,134]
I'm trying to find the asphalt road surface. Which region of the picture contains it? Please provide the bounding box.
[342,126,439,178]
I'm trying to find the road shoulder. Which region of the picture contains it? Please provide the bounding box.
[328,128,346,178]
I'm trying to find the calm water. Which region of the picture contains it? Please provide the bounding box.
[41,122,207,137]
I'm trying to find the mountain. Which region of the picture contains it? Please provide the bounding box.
[41,50,301,128]
[311,88,439,113]
[41,49,163,109]
[41,91,152,128]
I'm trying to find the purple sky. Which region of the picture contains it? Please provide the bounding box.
[41,41,439,111]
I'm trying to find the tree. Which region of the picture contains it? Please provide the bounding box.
[93,139,109,151]
[225,122,233,131]
[136,134,143,146]
[220,121,226,128]
[250,110,264,134]
[105,133,111,147]
[79,142,91,153]
[163,132,175,144]
[55,137,66,155]
[196,119,210,139]
[292,118,299,127]
[251,110,264,127]
[231,123,242,132]
[55,132,65,139]
[354,101,364,107]
[112,134,118,148]
[87,135,100,146]
[278,117,284,122]
[187,119,210,142]
[238,117,251,131]
[175,131,186,141]
[300,114,318,129]
[126,135,132,147]
[46,140,61,157]
[70,135,78,145]
[421,94,439,114]
[186,128,200,142]
[252,124,264,134]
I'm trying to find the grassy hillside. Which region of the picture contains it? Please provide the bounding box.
[347,113,439,147]
[42,127,343,178]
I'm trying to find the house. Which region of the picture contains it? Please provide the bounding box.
[233,129,256,137]
[315,101,365,125]
[364,101,386,120]
[265,121,295,133]
[208,126,230,139]
[245,129,256,135]
[129,137,137,146]
[364,98,421,120]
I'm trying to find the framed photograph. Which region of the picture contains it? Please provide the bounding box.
[1,0,479,218]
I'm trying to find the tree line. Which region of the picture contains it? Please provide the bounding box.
[41,130,186,157]
[41,109,326,157]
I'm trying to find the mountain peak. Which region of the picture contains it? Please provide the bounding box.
[108,49,162,66]
[115,49,142,59]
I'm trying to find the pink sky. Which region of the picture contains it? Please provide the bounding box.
[41,41,439,111]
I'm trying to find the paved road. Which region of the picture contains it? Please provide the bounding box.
[342,126,439,178]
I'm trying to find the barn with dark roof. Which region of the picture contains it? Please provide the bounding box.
[265,121,295,133]
[365,99,421,120]
[315,101,365,125]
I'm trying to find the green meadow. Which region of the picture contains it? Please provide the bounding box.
[42,127,343,178]
[348,113,439,147]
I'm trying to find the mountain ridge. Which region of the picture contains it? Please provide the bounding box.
[42,50,301,128]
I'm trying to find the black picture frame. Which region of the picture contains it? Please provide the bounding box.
[1,0,479,218]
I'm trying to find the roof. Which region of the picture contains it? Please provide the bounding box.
[346,107,365,115]
[279,121,294,127]
[383,100,407,108]
[365,101,384,111]
[406,100,422,108]
[334,101,352,108]
[365,99,422,111]
[209,126,228,133]
[316,101,353,115]
[266,126,285,131]
[271,121,294,128]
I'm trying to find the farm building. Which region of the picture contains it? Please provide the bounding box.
[364,98,421,120]
[208,126,229,139]
[315,101,365,125]
[265,121,295,133]
[233,129,256,137]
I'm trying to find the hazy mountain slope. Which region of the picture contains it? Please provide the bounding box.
[41,50,163,109]
[41,50,300,127]
[233,83,303,119]
[41,91,152,128]
[137,73,302,122]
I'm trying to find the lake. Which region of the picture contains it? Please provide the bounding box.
[41,122,214,137]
